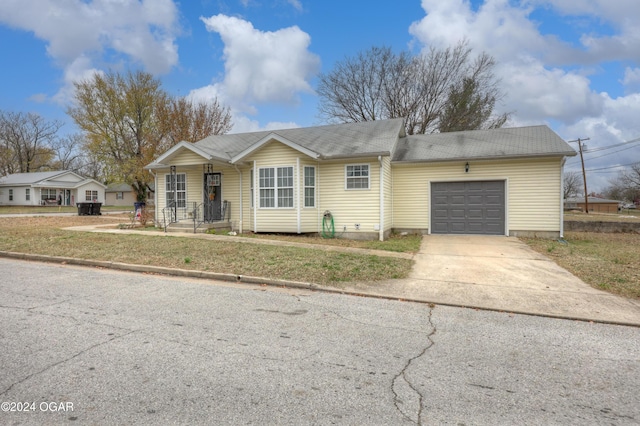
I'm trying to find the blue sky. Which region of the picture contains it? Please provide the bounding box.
[1,0,639,192]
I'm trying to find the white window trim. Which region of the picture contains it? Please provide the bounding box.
[25,188,30,201]
[345,163,370,190]
[303,165,316,208]
[165,173,187,208]
[258,165,295,209]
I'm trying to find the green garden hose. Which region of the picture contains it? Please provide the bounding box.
[322,210,335,238]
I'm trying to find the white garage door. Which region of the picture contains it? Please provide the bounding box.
[431,181,505,235]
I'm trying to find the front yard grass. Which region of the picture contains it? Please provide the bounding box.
[522,232,640,299]
[0,217,413,286]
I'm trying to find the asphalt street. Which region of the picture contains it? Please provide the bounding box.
[0,258,638,425]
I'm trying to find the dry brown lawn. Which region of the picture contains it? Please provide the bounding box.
[522,232,640,299]
[0,216,412,286]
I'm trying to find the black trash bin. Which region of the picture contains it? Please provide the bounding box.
[91,202,102,215]
[77,203,90,216]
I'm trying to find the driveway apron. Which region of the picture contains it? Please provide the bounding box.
[394,235,640,324]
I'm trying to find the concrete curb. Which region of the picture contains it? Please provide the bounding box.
[2,250,638,328]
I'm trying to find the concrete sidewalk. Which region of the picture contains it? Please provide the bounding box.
[14,223,640,326]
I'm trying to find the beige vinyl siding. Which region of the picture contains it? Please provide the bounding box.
[318,157,380,234]
[251,142,306,233]
[300,161,319,233]
[392,158,563,233]
[155,163,242,224]
[167,150,210,166]
[215,164,241,226]
[382,156,393,233]
[240,165,254,232]
[155,165,200,222]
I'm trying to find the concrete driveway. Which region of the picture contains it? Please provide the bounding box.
[348,235,640,325]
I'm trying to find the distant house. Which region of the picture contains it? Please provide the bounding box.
[105,183,155,207]
[146,119,577,240]
[565,197,621,214]
[0,171,106,206]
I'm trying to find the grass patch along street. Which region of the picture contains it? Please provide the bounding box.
[522,231,640,300]
[0,216,413,286]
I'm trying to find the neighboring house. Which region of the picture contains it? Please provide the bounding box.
[105,183,155,207]
[105,183,135,207]
[146,118,577,240]
[0,171,106,206]
[565,197,621,214]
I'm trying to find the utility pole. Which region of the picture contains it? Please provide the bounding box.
[568,137,590,213]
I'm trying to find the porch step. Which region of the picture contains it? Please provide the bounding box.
[165,221,232,234]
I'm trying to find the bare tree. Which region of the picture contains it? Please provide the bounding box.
[604,163,640,204]
[563,171,583,199]
[158,97,232,145]
[317,40,509,134]
[0,110,62,174]
[50,133,85,172]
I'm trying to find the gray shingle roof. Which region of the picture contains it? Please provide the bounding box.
[0,171,68,185]
[392,125,576,162]
[195,118,406,160]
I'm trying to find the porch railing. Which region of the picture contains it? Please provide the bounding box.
[162,201,231,233]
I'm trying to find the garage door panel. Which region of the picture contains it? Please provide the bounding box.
[450,222,466,233]
[467,195,483,205]
[486,208,502,219]
[450,209,465,219]
[431,181,505,235]
[485,194,502,205]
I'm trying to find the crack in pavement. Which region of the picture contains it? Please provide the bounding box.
[0,328,138,397]
[391,305,436,425]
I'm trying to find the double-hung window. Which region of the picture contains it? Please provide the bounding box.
[166,173,186,208]
[85,190,98,201]
[25,188,30,201]
[304,166,315,207]
[259,166,294,208]
[345,164,369,189]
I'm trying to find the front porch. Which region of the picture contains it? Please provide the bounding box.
[161,200,232,234]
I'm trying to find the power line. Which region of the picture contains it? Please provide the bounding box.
[582,136,640,153]
[584,161,639,172]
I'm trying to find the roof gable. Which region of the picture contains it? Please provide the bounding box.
[151,141,217,166]
[231,133,320,163]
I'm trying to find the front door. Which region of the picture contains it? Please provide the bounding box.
[204,172,222,221]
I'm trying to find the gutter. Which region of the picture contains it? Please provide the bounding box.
[390,152,578,165]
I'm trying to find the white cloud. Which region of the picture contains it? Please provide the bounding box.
[191,14,319,130]
[287,0,303,12]
[230,115,300,134]
[622,67,640,93]
[199,14,319,109]
[0,0,180,102]
[409,0,640,192]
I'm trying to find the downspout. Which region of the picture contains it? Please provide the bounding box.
[148,169,157,223]
[560,157,566,239]
[233,164,243,234]
[297,157,301,234]
[378,155,384,242]
[253,160,257,233]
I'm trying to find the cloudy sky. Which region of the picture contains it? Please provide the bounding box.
[1,0,639,192]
